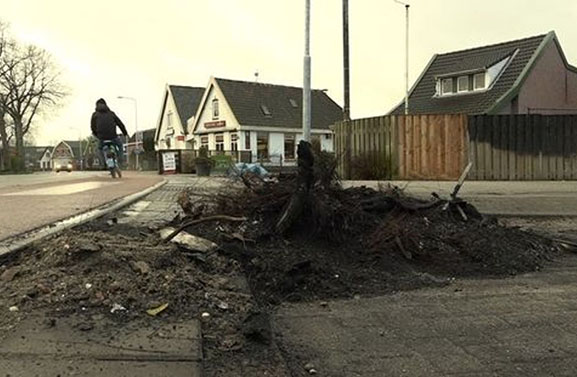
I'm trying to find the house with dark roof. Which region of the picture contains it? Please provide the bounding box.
[155,85,205,151]
[389,31,577,115]
[23,146,53,170]
[189,77,342,164]
[51,140,86,170]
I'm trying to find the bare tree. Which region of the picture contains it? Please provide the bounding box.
[0,40,66,171]
[0,21,9,170]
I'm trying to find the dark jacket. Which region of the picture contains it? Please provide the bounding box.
[91,102,129,140]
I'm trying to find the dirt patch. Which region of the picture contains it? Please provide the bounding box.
[0,220,289,376]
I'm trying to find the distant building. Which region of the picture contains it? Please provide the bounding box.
[155,85,205,152]
[389,31,577,115]
[189,77,342,165]
[24,146,53,171]
[126,128,157,170]
[51,140,85,170]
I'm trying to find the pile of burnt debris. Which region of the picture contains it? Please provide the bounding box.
[174,142,561,305]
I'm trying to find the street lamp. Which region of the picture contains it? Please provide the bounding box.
[117,96,139,170]
[394,0,410,115]
[303,0,312,142]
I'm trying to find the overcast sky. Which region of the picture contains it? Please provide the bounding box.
[2,0,576,145]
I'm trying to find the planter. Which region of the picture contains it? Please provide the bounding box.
[195,160,212,176]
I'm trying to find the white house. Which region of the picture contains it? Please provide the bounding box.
[188,77,342,165]
[39,147,52,170]
[155,84,205,152]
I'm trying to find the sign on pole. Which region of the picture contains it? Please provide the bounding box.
[162,152,176,174]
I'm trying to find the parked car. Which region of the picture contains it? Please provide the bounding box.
[55,162,73,173]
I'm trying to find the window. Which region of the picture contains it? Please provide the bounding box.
[212,99,219,120]
[474,73,486,90]
[231,133,238,152]
[289,99,298,108]
[244,131,251,149]
[166,111,173,129]
[457,76,469,92]
[200,135,208,149]
[257,132,269,160]
[215,133,224,151]
[284,134,296,160]
[311,134,321,152]
[260,104,272,117]
[441,78,453,95]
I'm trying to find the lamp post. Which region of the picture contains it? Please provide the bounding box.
[394,0,410,115]
[303,0,312,142]
[342,0,350,121]
[117,96,139,170]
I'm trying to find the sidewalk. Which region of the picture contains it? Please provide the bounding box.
[343,180,577,216]
[0,314,201,376]
[274,255,577,377]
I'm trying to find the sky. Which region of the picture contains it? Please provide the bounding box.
[1,0,576,146]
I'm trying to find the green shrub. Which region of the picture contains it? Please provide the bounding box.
[350,151,393,180]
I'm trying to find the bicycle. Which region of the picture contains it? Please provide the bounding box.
[101,140,122,179]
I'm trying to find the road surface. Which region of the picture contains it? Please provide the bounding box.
[0,171,163,241]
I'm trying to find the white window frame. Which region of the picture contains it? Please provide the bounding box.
[441,78,453,95]
[457,76,469,93]
[200,135,209,149]
[473,72,486,91]
[166,111,173,129]
[283,134,296,160]
[215,132,224,151]
[212,99,219,120]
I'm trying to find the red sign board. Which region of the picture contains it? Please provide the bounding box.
[176,135,185,141]
[205,120,226,129]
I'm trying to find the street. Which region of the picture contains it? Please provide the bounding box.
[0,171,163,242]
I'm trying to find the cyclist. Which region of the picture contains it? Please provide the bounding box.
[90,98,129,169]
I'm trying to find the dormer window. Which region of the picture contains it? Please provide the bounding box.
[212,99,219,120]
[260,104,272,117]
[441,78,453,95]
[457,76,469,92]
[474,73,486,90]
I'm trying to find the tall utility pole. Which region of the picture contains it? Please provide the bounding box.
[117,96,139,170]
[342,0,350,121]
[395,0,410,115]
[303,0,312,142]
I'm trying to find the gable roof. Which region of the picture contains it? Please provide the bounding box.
[389,32,554,115]
[24,146,52,162]
[168,85,205,126]
[128,128,156,143]
[213,78,342,129]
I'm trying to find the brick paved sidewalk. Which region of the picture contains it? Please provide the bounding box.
[274,255,577,377]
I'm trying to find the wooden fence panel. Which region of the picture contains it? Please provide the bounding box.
[335,114,577,181]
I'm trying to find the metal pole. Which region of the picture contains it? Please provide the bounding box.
[134,99,139,170]
[343,0,350,121]
[79,130,83,170]
[303,0,312,142]
[404,4,410,115]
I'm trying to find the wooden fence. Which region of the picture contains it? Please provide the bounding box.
[335,114,577,181]
[469,115,577,180]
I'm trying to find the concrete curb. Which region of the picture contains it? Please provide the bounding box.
[0,179,167,258]
[483,213,577,218]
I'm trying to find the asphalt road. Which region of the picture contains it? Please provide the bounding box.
[0,171,163,241]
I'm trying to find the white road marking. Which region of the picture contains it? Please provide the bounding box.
[1,181,120,196]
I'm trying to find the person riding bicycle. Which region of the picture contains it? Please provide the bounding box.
[90,98,129,169]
